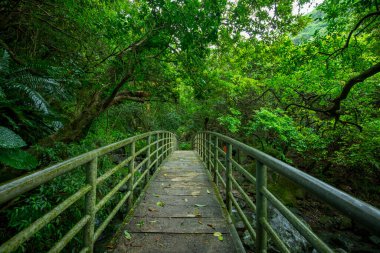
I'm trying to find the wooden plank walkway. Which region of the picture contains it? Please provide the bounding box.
[111,151,244,253]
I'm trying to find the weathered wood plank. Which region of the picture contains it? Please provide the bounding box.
[126,217,229,233]
[141,194,220,207]
[111,151,243,253]
[133,203,223,218]
[113,233,237,253]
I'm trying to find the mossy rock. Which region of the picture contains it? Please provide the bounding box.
[268,175,306,207]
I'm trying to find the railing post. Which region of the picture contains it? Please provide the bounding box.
[84,157,97,253]
[171,133,174,152]
[202,133,206,162]
[213,137,218,185]
[164,132,168,158]
[199,133,202,158]
[128,141,135,208]
[256,161,268,253]
[225,143,232,213]
[164,132,166,159]
[207,134,211,171]
[162,133,165,160]
[146,134,151,180]
[174,133,177,151]
[196,134,199,153]
[155,133,159,171]
[202,133,205,160]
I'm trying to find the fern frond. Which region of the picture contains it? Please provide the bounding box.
[0,86,5,98]
[0,126,26,148]
[12,73,69,99]
[0,148,38,170]
[10,82,50,114]
[0,50,10,74]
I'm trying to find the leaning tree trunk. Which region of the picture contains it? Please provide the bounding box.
[40,92,104,145]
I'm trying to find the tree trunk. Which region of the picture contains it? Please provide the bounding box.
[39,89,151,145]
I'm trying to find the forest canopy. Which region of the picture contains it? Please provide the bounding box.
[0,0,379,194]
[0,0,378,187]
[0,0,379,252]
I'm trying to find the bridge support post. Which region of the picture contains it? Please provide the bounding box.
[207,134,211,171]
[225,143,232,213]
[162,133,165,160]
[199,134,202,158]
[146,135,151,182]
[200,133,203,159]
[84,157,97,253]
[256,161,268,253]
[165,132,168,158]
[197,134,199,154]
[165,132,168,159]
[128,141,135,208]
[203,133,206,162]
[213,137,218,185]
[155,133,159,171]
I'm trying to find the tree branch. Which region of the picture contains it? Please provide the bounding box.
[111,90,150,105]
[321,11,380,58]
[327,62,380,115]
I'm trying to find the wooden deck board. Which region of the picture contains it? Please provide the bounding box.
[111,151,243,253]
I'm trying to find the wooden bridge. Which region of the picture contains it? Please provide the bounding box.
[111,151,243,252]
[0,131,379,253]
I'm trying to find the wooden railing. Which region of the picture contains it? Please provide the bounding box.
[194,131,380,253]
[0,131,177,253]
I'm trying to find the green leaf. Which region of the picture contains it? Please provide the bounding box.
[213,232,224,241]
[136,220,144,227]
[124,230,131,240]
[0,127,26,149]
[156,201,165,207]
[213,232,222,237]
[195,204,207,207]
[0,148,38,170]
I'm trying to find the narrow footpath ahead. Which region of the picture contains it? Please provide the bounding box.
[111,151,243,253]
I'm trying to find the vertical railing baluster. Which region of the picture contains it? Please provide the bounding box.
[128,141,135,208]
[204,133,208,162]
[202,133,205,160]
[171,133,173,153]
[159,133,163,164]
[155,133,159,171]
[164,132,168,158]
[200,133,202,159]
[207,134,211,171]
[200,134,202,158]
[174,133,177,151]
[214,137,218,185]
[166,132,168,158]
[196,134,199,153]
[256,161,268,253]
[84,157,97,253]
[146,134,151,182]
[226,143,232,213]
[162,133,165,160]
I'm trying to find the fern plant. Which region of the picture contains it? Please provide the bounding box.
[0,49,70,170]
[0,126,37,170]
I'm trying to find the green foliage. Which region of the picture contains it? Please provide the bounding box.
[0,149,38,170]
[0,126,38,170]
[217,108,242,133]
[1,0,380,251]
[0,49,69,145]
[0,126,26,149]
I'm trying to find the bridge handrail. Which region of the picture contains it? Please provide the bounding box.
[194,131,380,253]
[0,131,177,253]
